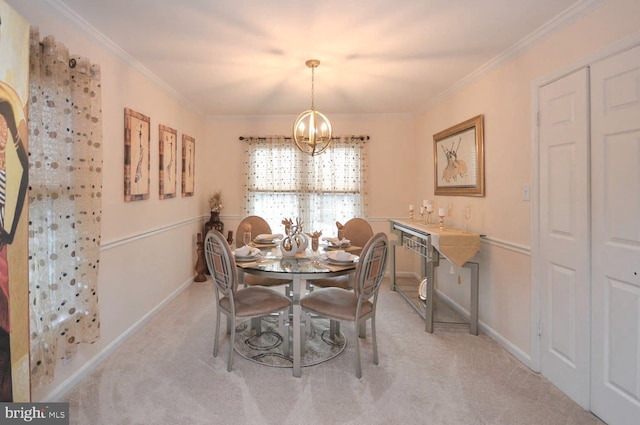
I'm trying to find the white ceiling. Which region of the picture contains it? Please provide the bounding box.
[57,0,583,116]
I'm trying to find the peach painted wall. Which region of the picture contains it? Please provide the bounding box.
[417,0,640,364]
[8,0,206,401]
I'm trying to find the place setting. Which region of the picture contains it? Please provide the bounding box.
[232,245,262,263]
[250,233,283,248]
[312,249,359,271]
[322,237,351,250]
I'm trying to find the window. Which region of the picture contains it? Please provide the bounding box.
[243,136,368,237]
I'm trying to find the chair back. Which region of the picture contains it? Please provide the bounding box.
[236,215,272,247]
[343,218,374,248]
[353,232,389,301]
[204,230,238,296]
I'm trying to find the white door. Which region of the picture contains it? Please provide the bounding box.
[538,67,591,408]
[590,44,640,424]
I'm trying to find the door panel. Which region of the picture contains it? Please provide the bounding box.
[539,67,590,408]
[591,44,640,425]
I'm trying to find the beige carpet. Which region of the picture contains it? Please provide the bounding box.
[61,278,605,425]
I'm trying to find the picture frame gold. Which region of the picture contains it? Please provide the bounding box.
[433,114,484,197]
[159,124,177,200]
[124,108,150,201]
[181,134,195,197]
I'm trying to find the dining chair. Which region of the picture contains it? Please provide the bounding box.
[235,215,292,288]
[310,217,374,290]
[301,232,389,378]
[235,215,272,247]
[204,230,291,372]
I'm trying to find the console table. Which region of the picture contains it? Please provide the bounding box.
[389,219,481,334]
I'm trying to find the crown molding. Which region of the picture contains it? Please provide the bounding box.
[205,112,415,121]
[42,0,204,117]
[417,0,607,113]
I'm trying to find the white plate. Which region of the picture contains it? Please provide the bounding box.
[234,254,260,262]
[329,242,351,248]
[418,278,428,300]
[233,247,260,259]
[328,252,356,262]
[327,255,358,265]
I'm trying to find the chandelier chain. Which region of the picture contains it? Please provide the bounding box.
[310,65,315,110]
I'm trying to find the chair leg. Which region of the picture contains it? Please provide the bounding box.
[213,309,221,358]
[227,317,235,372]
[358,321,366,338]
[355,319,362,379]
[329,319,339,340]
[278,310,290,357]
[252,317,262,336]
[226,316,232,335]
[372,316,378,365]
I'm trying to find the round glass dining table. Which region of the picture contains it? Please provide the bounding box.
[236,249,357,377]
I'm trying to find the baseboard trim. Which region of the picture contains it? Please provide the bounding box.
[436,290,533,369]
[40,276,195,401]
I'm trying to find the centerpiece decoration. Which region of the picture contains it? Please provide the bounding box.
[281,217,309,257]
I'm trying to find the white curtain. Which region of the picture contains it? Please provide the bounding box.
[28,28,103,390]
[243,136,368,237]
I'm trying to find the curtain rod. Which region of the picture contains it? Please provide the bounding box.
[239,135,370,142]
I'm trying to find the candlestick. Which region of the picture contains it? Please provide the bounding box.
[194,233,207,282]
[438,208,446,230]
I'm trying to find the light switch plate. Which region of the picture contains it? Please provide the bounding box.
[522,184,530,201]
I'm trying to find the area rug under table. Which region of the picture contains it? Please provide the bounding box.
[233,317,346,367]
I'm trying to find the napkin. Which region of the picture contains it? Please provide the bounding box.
[323,237,350,246]
[329,250,353,261]
[234,246,259,257]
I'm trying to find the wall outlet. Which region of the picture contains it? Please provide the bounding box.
[522,184,531,201]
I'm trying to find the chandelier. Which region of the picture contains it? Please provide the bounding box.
[293,59,333,156]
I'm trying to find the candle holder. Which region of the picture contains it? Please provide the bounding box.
[419,206,425,223]
[194,233,207,282]
[426,211,433,225]
[409,210,414,221]
[438,212,446,230]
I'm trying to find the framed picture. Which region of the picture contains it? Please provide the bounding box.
[124,108,150,201]
[0,0,31,402]
[159,124,177,199]
[182,134,195,197]
[433,114,484,196]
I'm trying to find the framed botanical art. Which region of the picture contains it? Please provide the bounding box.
[181,134,195,197]
[124,108,150,201]
[159,124,177,199]
[433,114,485,196]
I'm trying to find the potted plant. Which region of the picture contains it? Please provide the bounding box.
[205,191,224,235]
